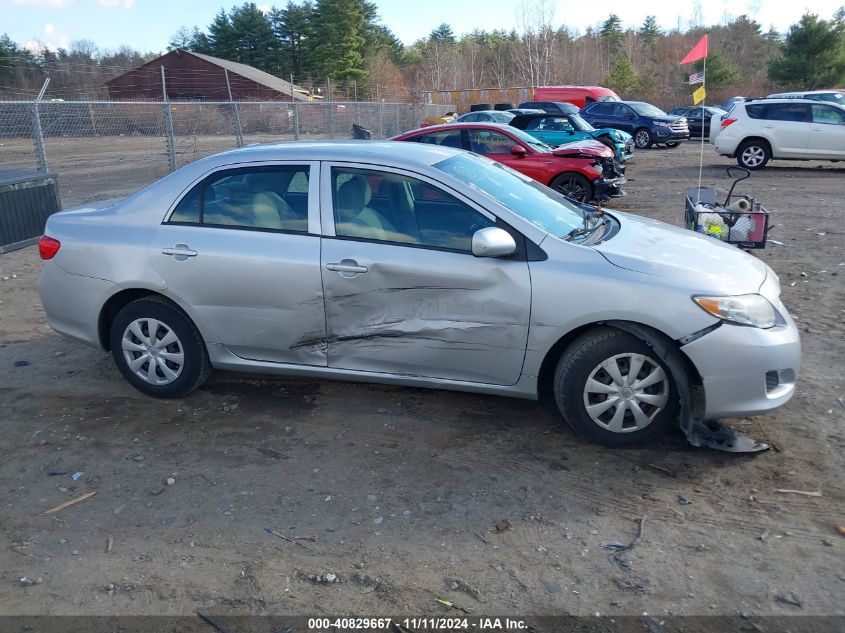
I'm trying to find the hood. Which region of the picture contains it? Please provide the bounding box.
[589,127,632,142]
[652,115,682,124]
[552,140,614,159]
[593,211,768,295]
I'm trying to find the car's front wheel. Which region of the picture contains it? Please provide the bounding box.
[553,327,679,446]
[110,297,211,398]
[634,128,653,149]
[665,141,680,148]
[550,172,593,203]
[736,139,771,170]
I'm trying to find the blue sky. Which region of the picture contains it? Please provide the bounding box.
[3,0,844,54]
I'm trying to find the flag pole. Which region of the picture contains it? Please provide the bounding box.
[696,55,706,203]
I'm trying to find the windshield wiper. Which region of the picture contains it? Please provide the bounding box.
[564,215,609,242]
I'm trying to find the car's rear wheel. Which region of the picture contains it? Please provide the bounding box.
[634,128,653,149]
[110,297,211,398]
[665,141,680,148]
[553,327,679,447]
[736,139,770,170]
[550,173,593,203]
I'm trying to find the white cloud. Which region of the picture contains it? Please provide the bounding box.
[258,4,270,12]
[44,23,54,35]
[97,0,135,8]
[123,0,135,8]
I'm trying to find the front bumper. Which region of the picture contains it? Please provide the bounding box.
[654,126,689,141]
[594,176,626,199]
[680,318,801,419]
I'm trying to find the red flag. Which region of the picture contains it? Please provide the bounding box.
[680,35,708,64]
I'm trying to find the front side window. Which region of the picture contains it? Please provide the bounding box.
[331,167,495,251]
[467,129,519,154]
[527,117,574,132]
[169,165,310,231]
[811,104,845,125]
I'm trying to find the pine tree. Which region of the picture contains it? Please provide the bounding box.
[269,0,315,78]
[604,58,641,97]
[639,16,661,46]
[309,0,367,81]
[768,13,845,89]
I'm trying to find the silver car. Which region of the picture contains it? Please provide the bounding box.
[36,142,800,446]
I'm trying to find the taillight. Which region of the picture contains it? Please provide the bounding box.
[720,118,737,130]
[39,235,61,260]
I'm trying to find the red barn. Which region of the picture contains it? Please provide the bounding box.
[106,49,310,101]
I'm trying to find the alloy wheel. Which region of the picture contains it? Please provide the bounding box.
[741,146,766,168]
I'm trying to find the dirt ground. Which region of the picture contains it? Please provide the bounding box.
[0,141,843,623]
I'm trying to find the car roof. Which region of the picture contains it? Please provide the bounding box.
[768,90,841,96]
[402,122,516,133]
[744,98,841,105]
[460,110,507,115]
[204,140,465,169]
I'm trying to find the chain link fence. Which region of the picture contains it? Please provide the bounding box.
[0,100,453,208]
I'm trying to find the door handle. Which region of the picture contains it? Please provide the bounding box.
[764,124,775,129]
[326,262,368,274]
[162,245,198,258]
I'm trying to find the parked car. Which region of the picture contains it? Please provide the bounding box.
[453,110,515,124]
[421,111,457,127]
[533,85,620,108]
[509,112,635,162]
[767,90,845,106]
[392,122,625,202]
[517,101,580,115]
[713,98,845,169]
[668,106,727,138]
[36,141,800,447]
[580,101,690,149]
[721,96,746,112]
[507,108,546,115]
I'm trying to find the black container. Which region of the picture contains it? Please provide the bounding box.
[0,170,61,253]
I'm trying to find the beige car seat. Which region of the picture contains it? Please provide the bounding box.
[335,175,402,240]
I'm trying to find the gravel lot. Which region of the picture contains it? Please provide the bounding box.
[0,141,843,623]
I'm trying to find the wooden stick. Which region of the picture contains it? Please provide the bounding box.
[44,491,97,515]
[106,536,114,553]
[774,489,822,497]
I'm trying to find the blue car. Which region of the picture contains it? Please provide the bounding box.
[580,101,690,149]
[509,112,634,162]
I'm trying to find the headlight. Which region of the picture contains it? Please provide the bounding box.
[693,294,777,328]
[653,120,671,127]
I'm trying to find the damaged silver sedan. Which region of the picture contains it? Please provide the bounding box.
[36,141,800,447]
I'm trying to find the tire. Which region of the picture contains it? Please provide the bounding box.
[595,134,616,150]
[493,102,514,111]
[550,172,593,203]
[665,141,680,148]
[634,128,653,149]
[736,139,770,170]
[553,327,679,447]
[470,103,492,112]
[109,297,211,398]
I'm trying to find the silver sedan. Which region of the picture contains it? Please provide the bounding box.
[36,141,800,446]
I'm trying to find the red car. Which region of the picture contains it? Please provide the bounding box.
[392,122,625,202]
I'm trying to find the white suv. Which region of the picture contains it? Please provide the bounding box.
[713,98,845,169]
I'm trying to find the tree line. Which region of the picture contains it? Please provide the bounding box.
[1,1,844,107]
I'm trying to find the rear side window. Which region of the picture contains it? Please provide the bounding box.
[169,165,310,232]
[588,103,614,115]
[411,129,463,149]
[467,129,517,154]
[767,103,810,122]
[745,104,769,119]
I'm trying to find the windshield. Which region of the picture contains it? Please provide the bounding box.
[434,153,584,236]
[504,126,555,152]
[817,93,845,104]
[568,114,595,132]
[628,102,667,117]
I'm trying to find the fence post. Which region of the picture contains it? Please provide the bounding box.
[377,101,384,139]
[224,69,244,148]
[394,104,400,136]
[293,102,300,141]
[31,78,50,171]
[161,66,177,171]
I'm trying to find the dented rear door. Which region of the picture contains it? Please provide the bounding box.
[317,163,531,385]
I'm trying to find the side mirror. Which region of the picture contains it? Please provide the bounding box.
[510,145,527,157]
[472,227,517,258]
